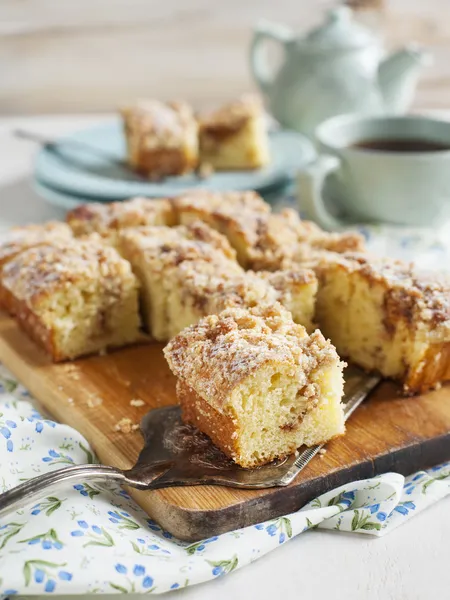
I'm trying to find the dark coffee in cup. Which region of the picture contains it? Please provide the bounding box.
[351,138,450,153]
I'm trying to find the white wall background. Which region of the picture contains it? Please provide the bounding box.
[0,0,449,114]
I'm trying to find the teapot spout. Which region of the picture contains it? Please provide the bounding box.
[378,44,432,113]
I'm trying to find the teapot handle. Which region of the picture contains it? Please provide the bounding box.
[297,155,346,231]
[250,21,293,95]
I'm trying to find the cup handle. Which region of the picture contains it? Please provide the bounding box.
[298,155,345,231]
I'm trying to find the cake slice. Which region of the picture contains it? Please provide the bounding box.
[119,222,240,340]
[120,221,317,338]
[121,99,198,178]
[198,95,270,170]
[164,303,345,468]
[0,221,73,270]
[66,197,176,248]
[314,253,450,394]
[173,190,365,271]
[0,238,141,361]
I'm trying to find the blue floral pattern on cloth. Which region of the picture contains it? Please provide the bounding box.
[0,362,450,595]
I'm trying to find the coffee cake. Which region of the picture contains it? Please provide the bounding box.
[314,253,450,393]
[164,303,345,468]
[198,95,270,170]
[0,238,141,361]
[121,100,198,178]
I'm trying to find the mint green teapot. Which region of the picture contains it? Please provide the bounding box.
[250,6,431,137]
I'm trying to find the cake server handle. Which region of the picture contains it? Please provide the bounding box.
[14,129,129,167]
[0,464,166,520]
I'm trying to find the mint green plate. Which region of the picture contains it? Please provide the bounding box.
[34,119,315,200]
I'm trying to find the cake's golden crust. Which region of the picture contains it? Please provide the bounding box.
[404,342,450,394]
[66,197,176,239]
[177,381,240,462]
[0,285,57,356]
[0,221,73,269]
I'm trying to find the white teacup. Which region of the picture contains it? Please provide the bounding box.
[298,114,450,230]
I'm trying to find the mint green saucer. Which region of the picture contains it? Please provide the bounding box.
[34,119,315,200]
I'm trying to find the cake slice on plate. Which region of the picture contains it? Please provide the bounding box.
[121,99,198,178]
[198,95,270,170]
[164,303,345,468]
[314,253,450,394]
[0,238,141,361]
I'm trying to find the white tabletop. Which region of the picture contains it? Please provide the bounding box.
[1,115,447,600]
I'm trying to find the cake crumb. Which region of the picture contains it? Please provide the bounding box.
[114,417,139,434]
[67,397,74,405]
[318,448,327,457]
[87,396,103,408]
[130,398,145,407]
[197,162,214,179]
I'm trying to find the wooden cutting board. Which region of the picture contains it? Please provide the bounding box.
[1,309,450,541]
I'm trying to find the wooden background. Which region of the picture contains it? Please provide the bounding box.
[0,0,450,114]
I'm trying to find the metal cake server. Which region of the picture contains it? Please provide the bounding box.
[0,368,380,519]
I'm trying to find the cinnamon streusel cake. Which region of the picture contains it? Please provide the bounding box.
[314,253,450,393]
[121,100,198,178]
[0,238,141,361]
[173,190,365,270]
[198,95,270,170]
[0,222,73,270]
[120,222,318,338]
[164,303,345,468]
[119,222,240,340]
[66,197,176,247]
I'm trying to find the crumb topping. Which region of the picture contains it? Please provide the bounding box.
[119,221,238,265]
[1,238,138,307]
[121,100,196,149]
[323,252,450,331]
[173,189,270,219]
[0,222,73,266]
[164,303,340,411]
[66,197,174,237]
[173,191,363,271]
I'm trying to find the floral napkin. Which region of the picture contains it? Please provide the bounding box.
[1,223,450,595]
[0,364,450,596]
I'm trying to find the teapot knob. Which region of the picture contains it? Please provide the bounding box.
[327,5,353,23]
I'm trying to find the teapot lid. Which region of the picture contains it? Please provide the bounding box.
[304,6,376,50]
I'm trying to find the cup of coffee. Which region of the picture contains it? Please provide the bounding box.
[298,114,450,229]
